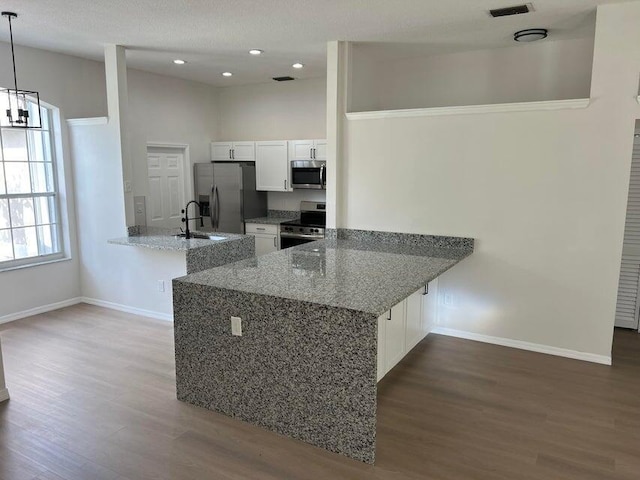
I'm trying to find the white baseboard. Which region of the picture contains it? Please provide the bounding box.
[80,297,173,322]
[0,388,9,402]
[432,327,612,366]
[0,297,83,325]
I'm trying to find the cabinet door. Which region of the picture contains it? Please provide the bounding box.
[250,233,278,255]
[377,313,387,382]
[313,139,327,160]
[405,288,424,352]
[232,142,256,161]
[256,141,290,191]
[289,140,314,161]
[211,142,233,161]
[385,301,406,373]
[422,278,438,336]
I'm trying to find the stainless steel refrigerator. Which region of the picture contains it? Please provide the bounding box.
[194,162,267,233]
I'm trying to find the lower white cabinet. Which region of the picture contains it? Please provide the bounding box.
[377,279,438,382]
[245,223,279,255]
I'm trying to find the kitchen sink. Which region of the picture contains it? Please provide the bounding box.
[175,233,226,241]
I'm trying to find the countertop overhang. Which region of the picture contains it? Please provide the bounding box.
[175,235,473,316]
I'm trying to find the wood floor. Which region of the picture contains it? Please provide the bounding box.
[0,304,639,480]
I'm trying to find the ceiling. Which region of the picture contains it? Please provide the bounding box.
[0,0,624,87]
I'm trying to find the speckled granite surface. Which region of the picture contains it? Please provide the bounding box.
[174,283,377,463]
[245,210,299,225]
[176,237,472,317]
[109,229,255,274]
[173,231,473,463]
[326,228,474,250]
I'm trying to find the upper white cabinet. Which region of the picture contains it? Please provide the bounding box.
[211,141,256,161]
[289,139,327,161]
[255,141,291,192]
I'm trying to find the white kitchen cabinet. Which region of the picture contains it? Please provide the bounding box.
[289,139,327,161]
[255,141,291,192]
[377,279,438,383]
[377,314,387,382]
[377,300,406,379]
[245,223,279,255]
[211,141,255,161]
[422,278,438,336]
[405,288,425,352]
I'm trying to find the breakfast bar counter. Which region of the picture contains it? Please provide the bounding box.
[172,229,474,463]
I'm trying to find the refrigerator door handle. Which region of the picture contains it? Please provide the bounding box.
[215,186,220,230]
[214,185,216,228]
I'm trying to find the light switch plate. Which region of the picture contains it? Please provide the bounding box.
[231,316,242,336]
[134,196,146,226]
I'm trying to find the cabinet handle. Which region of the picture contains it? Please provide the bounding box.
[257,227,265,231]
[312,148,316,159]
[273,236,277,247]
[232,149,235,159]
[284,179,287,190]
[229,149,232,159]
[423,284,429,295]
[387,310,392,321]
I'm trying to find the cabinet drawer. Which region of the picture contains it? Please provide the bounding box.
[245,223,278,235]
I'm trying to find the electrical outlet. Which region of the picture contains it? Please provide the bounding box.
[158,280,165,293]
[124,180,132,193]
[231,316,242,336]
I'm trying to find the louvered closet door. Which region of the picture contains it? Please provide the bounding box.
[615,138,640,329]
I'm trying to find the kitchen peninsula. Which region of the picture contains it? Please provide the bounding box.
[109,227,254,274]
[173,229,474,463]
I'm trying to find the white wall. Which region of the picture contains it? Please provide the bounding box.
[69,120,186,319]
[339,3,640,360]
[128,69,217,206]
[350,37,595,112]
[0,44,108,320]
[215,77,327,210]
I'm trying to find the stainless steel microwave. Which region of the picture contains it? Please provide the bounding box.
[291,160,326,190]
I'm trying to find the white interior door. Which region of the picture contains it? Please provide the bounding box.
[615,136,640,330]
[147,148,185,229]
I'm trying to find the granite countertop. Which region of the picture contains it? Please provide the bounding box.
[245,210,299,225]
[108,231,246,252]
[175,238,472,316]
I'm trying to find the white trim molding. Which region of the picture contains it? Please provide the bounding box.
[432,327,612,365]
[0,388,9,402]
[80,297,173,322]
[346,98,591,121]
[0,297,83,325]
[66,117,109,126]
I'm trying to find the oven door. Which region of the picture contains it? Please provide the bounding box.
[280,232,323,249]
[291,161,326,189]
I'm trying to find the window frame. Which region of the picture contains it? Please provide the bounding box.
[0,105,65,271]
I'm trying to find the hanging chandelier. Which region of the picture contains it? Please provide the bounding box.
[1,11,41,129]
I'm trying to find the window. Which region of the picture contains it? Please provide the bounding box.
[0,96,63,269]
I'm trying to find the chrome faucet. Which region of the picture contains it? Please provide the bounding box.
[181,201,203,239]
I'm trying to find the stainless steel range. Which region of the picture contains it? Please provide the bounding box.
[280,201,326,249]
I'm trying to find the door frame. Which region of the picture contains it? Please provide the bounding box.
[146,142,193,205]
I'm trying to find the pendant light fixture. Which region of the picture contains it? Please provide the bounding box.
[1,11,42,129]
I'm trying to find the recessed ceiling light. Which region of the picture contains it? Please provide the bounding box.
[292,63,304,69]
[173,59,186,65]
[222,72,233,77]
[249,49,263,55]
[514,28,548,42]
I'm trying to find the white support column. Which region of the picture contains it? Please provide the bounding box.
[325,41,350,230]
[0,340,8,402]
[104,44,134,227]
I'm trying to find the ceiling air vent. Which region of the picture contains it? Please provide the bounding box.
[489,4,531,17]
[273,76,295,82]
